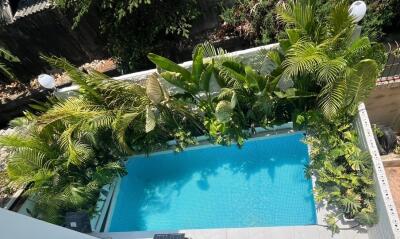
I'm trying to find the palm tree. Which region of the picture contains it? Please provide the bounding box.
[0,56,202,223]
[274,0,386,119]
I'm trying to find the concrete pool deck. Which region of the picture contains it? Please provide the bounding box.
[92,225,368,239]
[94,183,368,239]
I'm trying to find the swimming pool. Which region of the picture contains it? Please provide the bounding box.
[107,132,316,232]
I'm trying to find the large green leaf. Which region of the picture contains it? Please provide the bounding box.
[345,59,378,113]
[215,101,233,123]
[245,66,263,90]
[192,45,204,83]
[146,74,164,104]
[160,71,196,93]
[145,106,156,133]
[112,111,139,153]
[147,53,191,81]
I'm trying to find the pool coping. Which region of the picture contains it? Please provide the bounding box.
[100,127,320,233]
[92,224,368,239]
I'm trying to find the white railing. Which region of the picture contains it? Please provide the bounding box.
[355,103,400,239]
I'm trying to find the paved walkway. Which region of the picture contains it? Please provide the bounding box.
[93,225,368,239]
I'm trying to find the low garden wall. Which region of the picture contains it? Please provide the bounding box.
[366,83,400,132]
[355,103,400,239]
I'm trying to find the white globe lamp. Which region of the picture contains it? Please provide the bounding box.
[349,1,367,23]
[38,74,56,89]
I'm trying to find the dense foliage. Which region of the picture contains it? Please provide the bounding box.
[299,112,377,232]
[0,48,19,83]
[53,0,201,72]
[221,0,400,44]
[0,0,386,231]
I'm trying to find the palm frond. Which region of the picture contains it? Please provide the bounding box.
[316,57,347,84]
[276,0,315,35]
[318,79,346,119]
[42,55,103,103]
[282,41,326,78]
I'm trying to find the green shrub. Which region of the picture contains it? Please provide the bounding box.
[220,0,400,45]
[54,0,201,73]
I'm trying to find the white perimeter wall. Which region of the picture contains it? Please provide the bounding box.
[355,103,400,239]
[0,208,97,239]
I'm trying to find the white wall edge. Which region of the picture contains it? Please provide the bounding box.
[356,103,400,239]
[113,43,279,81]
[0,208,97,239]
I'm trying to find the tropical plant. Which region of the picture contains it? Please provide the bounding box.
[0,54,202,223]
[271,0,386,120]
[220,0,400,45]
[148,43,289,145]
[298,111,377,231]
[0,48,20,82]
[0,118,126,223]
[0,1,385,230]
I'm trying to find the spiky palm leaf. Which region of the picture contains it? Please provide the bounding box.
[276,0,317,40]
[282,41,326,79]
[318,79,346,119]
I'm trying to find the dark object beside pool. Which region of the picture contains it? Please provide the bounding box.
[64,211,92,233]
[153,233,186,239]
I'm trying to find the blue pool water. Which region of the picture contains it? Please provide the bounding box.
[108,132,316,232]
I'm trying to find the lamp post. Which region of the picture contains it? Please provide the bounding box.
[349,1,367,41]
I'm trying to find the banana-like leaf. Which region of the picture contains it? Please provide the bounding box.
[245,66,263,90]
[215,100,233,123]
[146,74,164,104]
[160,71,198,93]
[345,59,378,113]
[145,106,156,133]
[192,46,204,83]
[147,53,191,81]
[230,91,237,109]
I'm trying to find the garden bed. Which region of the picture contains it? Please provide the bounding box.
[0,128,18,208]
